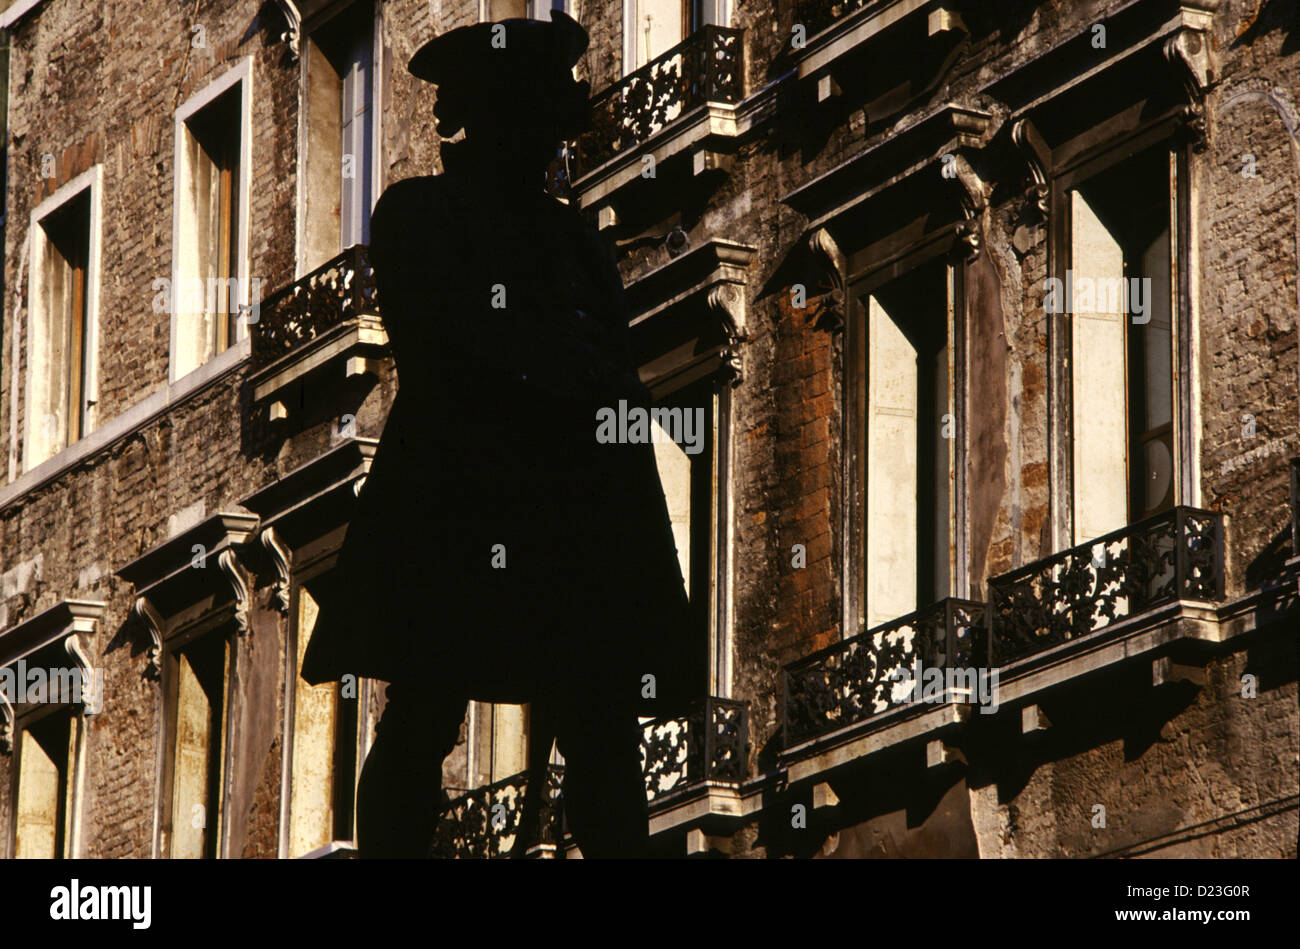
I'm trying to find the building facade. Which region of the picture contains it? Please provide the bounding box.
[0,0,1296,859]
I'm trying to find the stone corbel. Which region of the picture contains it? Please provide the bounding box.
[261,527,293,614]
[1164,27,1216,101]
[260,0,302,61]
[133,596,165,681]
[807,227,846,332]
[1164,27,1218,152]
[63,633,100,716]
[707,284,747,385]
[948,153,988,261]
[218,549,254,637]
[1011,118,1051,221]
[0,691,12,754]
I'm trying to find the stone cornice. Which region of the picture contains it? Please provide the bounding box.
[624,240,758,390]
[0,599,106,669]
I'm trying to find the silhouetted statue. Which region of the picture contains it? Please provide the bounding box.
[300,10,694,858]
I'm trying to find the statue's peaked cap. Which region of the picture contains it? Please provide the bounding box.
[408,9,588,86]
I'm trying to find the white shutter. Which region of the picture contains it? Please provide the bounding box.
[866,294,919,627]
[340,31,373,249]
[1070,189,1129,544]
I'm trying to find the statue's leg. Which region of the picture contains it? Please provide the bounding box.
[357,681,465,858]
[553,696,650,859]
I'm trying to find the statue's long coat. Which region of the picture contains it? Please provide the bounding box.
[301,172,697,716]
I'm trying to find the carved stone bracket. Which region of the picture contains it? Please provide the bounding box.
[261,527,293,614]
[1166,27,1218,153]
[260,0,302,61]
[707,284,747,384]
[133,596,165,681]
[948,152,988,261]
[1011,118,1051,221]
[63,633,100,715]
[0,691,12,754]
[807,227,847,332]
[218,549,254,637]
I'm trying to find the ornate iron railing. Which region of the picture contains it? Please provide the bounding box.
[430,765,565,859]
[571,25,743,179]
[1291,457,1299,555]
[782,598,988,747]
[793,0,873,41]
[250,244,378,370]
[987,506,1225,666]
[641,696,748,802]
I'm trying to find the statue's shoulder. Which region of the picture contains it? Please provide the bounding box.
[370,175,462,262]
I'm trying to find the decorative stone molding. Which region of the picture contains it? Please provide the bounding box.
[622,239,758,395]
[806,227,846,332]
[783,104,993,266]
[0,691,12,754]
[218,549,254,637]
[259,1,302,61]
[1010,118,1050,220]
[0,600,108,735]
[261,527,293,614]
[706,284,746,383]
[115,513,259,667]
[133,596,165,680]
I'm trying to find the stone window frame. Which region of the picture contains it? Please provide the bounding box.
[237,436,379,858]
[295,0,385,278]
[154,610,236,860]
[839,228,974,640]
[23,165,104,473]
[781,103,993,640]
[115,511,259,859]
[169,57,254,385]
[280,558,365,857]
[0,599,105,860]
[621,0,730,77]
[623,237,752,700]
[1046,130,1196,550]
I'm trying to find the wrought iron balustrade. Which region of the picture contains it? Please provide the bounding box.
[431,765,565,858]
[641,696,748,802]
[571,25,743,179]
[782,598,988,747]
[987,506,1225,666]
[793,0,873,41]
[250,244,378,370]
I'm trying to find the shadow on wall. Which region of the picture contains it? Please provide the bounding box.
[1234,0,1300,55]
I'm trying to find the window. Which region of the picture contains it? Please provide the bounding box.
[172,61,251,381]
[468,702,530,788]
[25,168,100,471]
[302,3,375,272]
[853,258,956,628]
[1066,144,1178,542]
[650,377,716,694]
[286,582,359,856]
[484,1,566,21]
[165,631,228,859]
[12,711,75,859]
[624,1,719,72]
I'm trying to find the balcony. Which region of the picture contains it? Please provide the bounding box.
[782,598,988,748]
[248,244,388,422]
[430,697,749,857]
[642,696,748,804]
[431,765,565,859]
[987,506,1225,666]
[569,25,744,203]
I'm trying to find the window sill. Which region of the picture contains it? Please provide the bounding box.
[1,337,250,513]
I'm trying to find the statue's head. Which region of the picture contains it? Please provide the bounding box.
[410,10,590,174]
